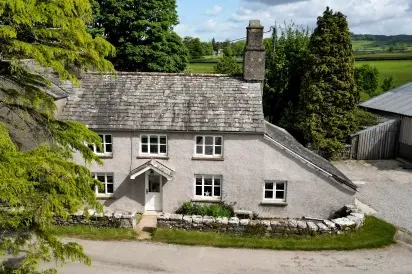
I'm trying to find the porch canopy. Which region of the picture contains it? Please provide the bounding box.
[130,160,174,181]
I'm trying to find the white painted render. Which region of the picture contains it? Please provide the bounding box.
[76,131,355,219]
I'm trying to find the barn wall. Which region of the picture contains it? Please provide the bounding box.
[399,116,412,161]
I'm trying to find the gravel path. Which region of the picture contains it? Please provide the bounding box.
[43,240,412,274]
[334,160,412,232]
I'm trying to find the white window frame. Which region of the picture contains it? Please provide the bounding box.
[263,181,287,202]
[194,175,222,200]
[140,134,168,156]
[89,134,113,156]
[92,173,114,197]
[194,135,223,157]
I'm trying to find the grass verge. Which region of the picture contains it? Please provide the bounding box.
[152,216,396,251]
[54,225,139,241]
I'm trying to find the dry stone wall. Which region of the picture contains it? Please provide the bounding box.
[54,210,138,229]
[157,211,365,236]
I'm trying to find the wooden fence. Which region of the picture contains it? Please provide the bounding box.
[349,119,401,160]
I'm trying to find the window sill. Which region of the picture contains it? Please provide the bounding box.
[137,155,169,160]
[191,198,222,203]
[260,201,288,206]
[96,194,115,200]
[96,154,113,159]
[192,157,224,161]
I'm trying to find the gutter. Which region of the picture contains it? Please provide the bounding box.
[264,134,357,191]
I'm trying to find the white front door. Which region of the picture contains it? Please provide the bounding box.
[145,172,162,211]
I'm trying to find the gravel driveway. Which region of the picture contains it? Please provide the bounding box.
[334,160,412,232]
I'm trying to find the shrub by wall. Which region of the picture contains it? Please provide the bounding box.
[176,202,234,218]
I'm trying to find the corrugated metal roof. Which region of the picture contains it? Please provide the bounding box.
[360,82,412,117]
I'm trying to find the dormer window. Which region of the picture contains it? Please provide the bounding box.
[140,134,167,155]
[89,134,112,156]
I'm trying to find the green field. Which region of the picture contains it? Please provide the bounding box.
[187,63,216,73]
[187,60,412,97]
[352,40,412,52]
[356,60,412,87]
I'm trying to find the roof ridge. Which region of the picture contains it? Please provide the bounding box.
[82,71,244,79]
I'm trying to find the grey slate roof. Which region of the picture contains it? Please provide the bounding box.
[22,60,73,99]
[360,82,412,117]
[59,72,265,133]
[264,122,356,190]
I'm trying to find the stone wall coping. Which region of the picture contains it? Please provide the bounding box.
[157,208,366,236]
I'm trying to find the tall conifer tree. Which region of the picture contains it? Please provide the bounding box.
[297,7,358,159]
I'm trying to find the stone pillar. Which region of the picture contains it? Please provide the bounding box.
[243,20,266,82]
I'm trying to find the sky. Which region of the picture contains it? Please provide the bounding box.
[175,0,412,41]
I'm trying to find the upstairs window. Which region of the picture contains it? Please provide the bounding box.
[92,173,114,195]
[195,136,222,157]
[195,175,222,199]
[140,134,167,155]
[264,181,287,202]
[89,134,112,156]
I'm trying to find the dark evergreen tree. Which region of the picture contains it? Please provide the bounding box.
[91,0,188,72]
[296,7,358,159]
[212,37,218,55]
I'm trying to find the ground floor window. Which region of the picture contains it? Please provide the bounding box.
[264,181,287,201]
[92,173,114,195]
[195,175,221,199]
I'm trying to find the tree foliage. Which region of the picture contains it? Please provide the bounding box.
[353,108,379,130]
[212,38,218,55]
[355,64,380,97]
[214,56,241,76]
[0,0,114,272]
[263,22,311,127]
[90,0,188,72]
[222,40,233,57]
[202,41,214,56]
[381,76,395,92]
[183,37,205,60]
[295,7,358,159]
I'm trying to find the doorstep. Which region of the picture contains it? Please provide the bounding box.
[136,214,157,233]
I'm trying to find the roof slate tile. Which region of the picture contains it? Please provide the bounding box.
[59,73,265,133]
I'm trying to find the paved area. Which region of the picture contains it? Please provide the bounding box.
[43,240,412,273]
[334,160,412,232]
[136,214,157,232]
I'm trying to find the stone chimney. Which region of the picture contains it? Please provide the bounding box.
[243,20,265,81]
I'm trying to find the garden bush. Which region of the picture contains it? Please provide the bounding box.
[176,202,234,218]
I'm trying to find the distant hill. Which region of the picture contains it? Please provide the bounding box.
[351,33,412,44]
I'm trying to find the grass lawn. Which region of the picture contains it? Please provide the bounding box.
[186,63,216,73]
[153,216,396,251]
[54,225,139,241]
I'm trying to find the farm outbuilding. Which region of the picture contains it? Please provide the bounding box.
[360,82,412,161]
